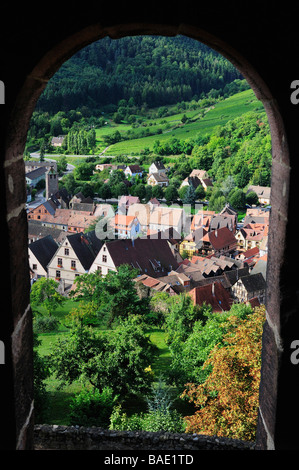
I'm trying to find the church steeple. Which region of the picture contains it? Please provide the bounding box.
[46,165,58,199]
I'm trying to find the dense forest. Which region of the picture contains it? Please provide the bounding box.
[36,35,243,114]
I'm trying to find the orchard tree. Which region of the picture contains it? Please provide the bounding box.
[100,264,149,327]
[30,278,65,316]
[182,305,266,441]
[70,265,149,327]
[167,302,253,388]
[49,316,156,397]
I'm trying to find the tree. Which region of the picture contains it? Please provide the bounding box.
[74,162,94,181]
[151,184,163,199]
[167,302,253,388]
[70,265,149,328]
[183,184,197,205]
[228,188,246,210]
[220,175,236,198]
[98,316,156,396]
[69,271,102,302]
[235,166,250,188]
[100,264,148,327]
[30,278,65,316]
[50,316,156,397]
[246,190,259,206]
[33,333,51,422]
[164,184,178,203]
[61,172,77,194]
[181,305,266,441]
[57,155,68,175]
[178,185,188,201]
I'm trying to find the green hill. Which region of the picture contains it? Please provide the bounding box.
[99,88,263,156]
[36,35,243,113]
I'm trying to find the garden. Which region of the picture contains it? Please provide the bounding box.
[32,265,265,441]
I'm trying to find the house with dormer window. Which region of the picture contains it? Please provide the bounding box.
[47,230,102,287]
[89,237,179,278]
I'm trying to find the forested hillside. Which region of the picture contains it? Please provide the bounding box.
[36,35,243,113]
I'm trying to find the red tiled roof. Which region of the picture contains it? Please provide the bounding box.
[105,237,179,278]
[189,281,233,312]
[207,227,237,251]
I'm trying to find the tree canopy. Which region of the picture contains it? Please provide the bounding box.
[181,305,266,441]
[36,36,242,114]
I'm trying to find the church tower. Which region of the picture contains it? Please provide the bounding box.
[46,165,59,199]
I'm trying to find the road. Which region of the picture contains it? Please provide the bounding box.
[30,153,75,173]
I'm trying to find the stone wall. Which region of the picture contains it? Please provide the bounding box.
[34,425,254,451]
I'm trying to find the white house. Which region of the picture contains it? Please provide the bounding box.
[110,214,141,238]
[47,231,102,287]
[149,161,166,175]
[147,172,169,187]
[127,203,186,234]
[247,185,271,205]
[25,167,47,188]
[28,235,58,280]
[124,164,143,178]
[89,237,179,278]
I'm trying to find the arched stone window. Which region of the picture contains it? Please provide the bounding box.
[1,17,295,450]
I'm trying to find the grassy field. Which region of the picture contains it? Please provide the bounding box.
[96,89,264,156]
[35,299,173,424]
[41,88,264,169]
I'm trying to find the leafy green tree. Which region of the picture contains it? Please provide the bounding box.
[49,316,156,397]
[74,162,94,181]
[70,265,149,328]
[98,316,156,396]
[98,183,112,200]
[144,185,153,202]
[166,301,253,388]
[151,184,163,199]
[100,264,148,327]
[164,294,208,346]
[228,188,246,210]
[235,166,250,188]
[164,184,178,203]
[69,271,102,302]
[132,183,146,201]
[33,333,51,422]
[220,175,236,198]
[57,155,68,175]
[246,190,259,206]
[183,184,197,204]
[30,278,65,316]
[178,185,188,201]
[61,172,77,194]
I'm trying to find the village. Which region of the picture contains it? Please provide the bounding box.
[26,158,269,313]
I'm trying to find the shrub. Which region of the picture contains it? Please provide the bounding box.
[33,316,59,333]
[109,405,185,433]
[69,387,118,427]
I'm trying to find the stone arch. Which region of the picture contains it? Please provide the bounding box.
[3,22,290,450]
